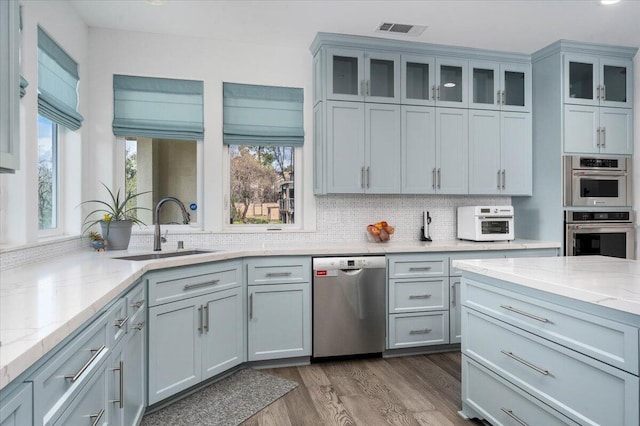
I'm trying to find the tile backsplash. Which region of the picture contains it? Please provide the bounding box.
[1,194,510,270]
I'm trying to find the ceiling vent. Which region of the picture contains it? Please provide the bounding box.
[376,22,427,37]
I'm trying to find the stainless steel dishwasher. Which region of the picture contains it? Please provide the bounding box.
[312,256,386,358]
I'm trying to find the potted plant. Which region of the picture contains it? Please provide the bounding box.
[81,182,150,250]
[88,231,106,250]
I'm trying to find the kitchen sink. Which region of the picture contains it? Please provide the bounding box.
[114,249,219,261]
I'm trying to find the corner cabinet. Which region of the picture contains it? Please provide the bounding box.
[247,257,312,361]
[0,0,20,173]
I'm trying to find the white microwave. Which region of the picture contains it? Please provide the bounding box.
[457,206,515,241]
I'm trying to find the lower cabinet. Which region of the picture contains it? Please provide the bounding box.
[148,285,244,405]
[0,383,32,426]
[449,277,462,344]
[53,361,109,426]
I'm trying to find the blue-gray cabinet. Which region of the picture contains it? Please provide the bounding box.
[469,61,531,112]
[0,383,32,426]
[435,108,468,194]
[468,109,532,195]
[325,101,400,193]
[0,0,20,173]
[53,360,108,426]
[247,257,312,361]
[147,261,244,405]
[563,104,633,154]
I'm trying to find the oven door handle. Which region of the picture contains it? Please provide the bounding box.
[567,223,633,231]
[573,170,627,177]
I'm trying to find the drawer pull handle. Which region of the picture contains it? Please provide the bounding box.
[500,305,550,323]
[501,350,550,376]
[409,267,432,271]
[198,306,203,334]
[114,316,129,329]
[500,408,528,426]
[90,408,105,426]
[184,280,220,290]
[133,321,145,331]
[131,300,144,309]
[204,305,209,332]
[65,345,106,382]
[409,328,432,335]
[409,294,431,299]
[451,281,459,306]
[265,272,293,277]
[111,360,124,409]
[249,293,254,320]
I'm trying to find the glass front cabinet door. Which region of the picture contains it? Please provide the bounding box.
[469,61,530,112]
[401,55,436,106]
[435,58,468,107]
[564,53,632,108]
[325,47,400,103]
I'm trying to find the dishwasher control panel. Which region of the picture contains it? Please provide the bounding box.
[312,256,387,272]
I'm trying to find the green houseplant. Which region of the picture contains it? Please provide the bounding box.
[81,182,150,250]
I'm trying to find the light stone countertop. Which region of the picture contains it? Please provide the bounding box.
[452,256,640,317]
[0,239,559,390]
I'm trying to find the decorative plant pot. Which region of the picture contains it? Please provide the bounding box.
[91,240,106,250]
[100,220,133,250]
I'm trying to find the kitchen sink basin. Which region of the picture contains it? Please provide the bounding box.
[114,249,219,261]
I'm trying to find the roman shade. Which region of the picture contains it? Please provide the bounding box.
[113,75,204,140]
[37,26,83,130]
[223,82,304,147]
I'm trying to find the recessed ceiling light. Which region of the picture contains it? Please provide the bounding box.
[599,0,621,5]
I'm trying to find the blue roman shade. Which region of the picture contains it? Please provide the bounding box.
[37,26,83,130]
[223,82,304,147]
[113,75,204,140]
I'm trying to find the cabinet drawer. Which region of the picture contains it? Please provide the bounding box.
[463,308,639,426]
[53,360,108,426]
[109,297,128,347]
[388,312,449,349]
[247,256,311,285]
[463,278,639,374]
[148,261,241,306]
[462,356,579,426]
[127,282,146,327]
[389,278,448,313]
[31,313,110,426]
[388,254,448,278]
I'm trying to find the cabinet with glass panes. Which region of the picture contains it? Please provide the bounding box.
[469,61,531,112]
[401,55,469,108]
[564,53,632,108]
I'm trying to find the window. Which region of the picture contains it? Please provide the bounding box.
[38,115,58,230]
[229,145,295,225]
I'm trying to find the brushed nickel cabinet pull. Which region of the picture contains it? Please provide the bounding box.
[114,316,129,329]
[501,169,506,190]
[500,305,550,323]
[366,80,370,96]
[432,85,436,100]
[410,329,432,335]
[361,166,365,188]
[249,293,254,320]
[497,170,501,189]
[265,271,292,277]
[111,360,124,409]
[360,80,365,97]
[497,90,501,105]
[451,281,458,306]
[90,408,105,426]
[131,300,144,309]
[133,321,145,331]
[204,305,209,332]
[501,350,550,375]
[409,266,432,271]
[409,294,431,299]
[601,127,606,147]
[366,166,370,188]
[601,84,606,101]
[436,85,440,100]
[432,168,436,189]
[501,90,505,105]
[184,280,220,291]
[197,305,203,334]
[437,168,441,189]
[500,408,528,426]
[65,345,106,382]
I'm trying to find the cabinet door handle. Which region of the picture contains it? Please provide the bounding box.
[111,360,124,409]
[500,408,528,426]
[65,345,106,382]
[501,90,505,105]
[501,169,506,190]
[203,304,209,332]
[601,84,606,101]
[360,80,365,97]
[366,80,370,96]
[197,305,203,334]
[596,84,601,100]
[497,170,501,189]
[409,266,431,271]
[90,408,105,426]
[437,168,441,189]
[249,293,254,320]
[596,127,601,147]
[366,167,370,188]
[361,166,365,189]
[266,271,292,277]
[133,321,145,331]
[409,294,431,299]
[410,328,432,335]
[451,281,458,306]
[501,350,550,376]
[496,90,501,105]
[432,85,437,100]
[436,85,440,100]
[184,280,220,291]
[601,127,606,148]
[432,168,436,189]
[500,304,550,323]
[131,300,144,309]
[114,316,129,329]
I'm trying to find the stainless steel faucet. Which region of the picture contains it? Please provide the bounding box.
[154,197,190,251]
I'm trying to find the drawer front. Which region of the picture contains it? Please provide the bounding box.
[53,360,108,426]
[148,261,242,306]
[388,254,448,279]
[109,297,128,346]
[462,355,579,426]
[388,312,449,349]
[247,256,311,285]
[389,278,448,313]
[32,313,110,426]
[463,308,640,426]
[463,278,639,374]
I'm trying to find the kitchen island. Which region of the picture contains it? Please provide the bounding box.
[453,256,639,426]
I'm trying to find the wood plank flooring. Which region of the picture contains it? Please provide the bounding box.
[242,352,484,426]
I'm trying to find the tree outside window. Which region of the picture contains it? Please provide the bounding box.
[38,115,57,230]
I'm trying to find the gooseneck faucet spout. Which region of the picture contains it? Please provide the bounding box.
[154,197,190,251]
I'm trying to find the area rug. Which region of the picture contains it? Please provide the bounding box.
[141,368,298,426]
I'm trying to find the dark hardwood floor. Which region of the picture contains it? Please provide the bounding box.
[242,352,484,426]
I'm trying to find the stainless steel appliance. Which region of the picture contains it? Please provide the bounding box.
[565,211,635,259]
[564,155,632,207]
[312,256,386,358]
[457,205,515,242]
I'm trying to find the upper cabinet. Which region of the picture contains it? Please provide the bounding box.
[469,61,531,112]
[326,47,400,103]
[0,0,20,173]
[564,53,633,108]
[401,55,468,107]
